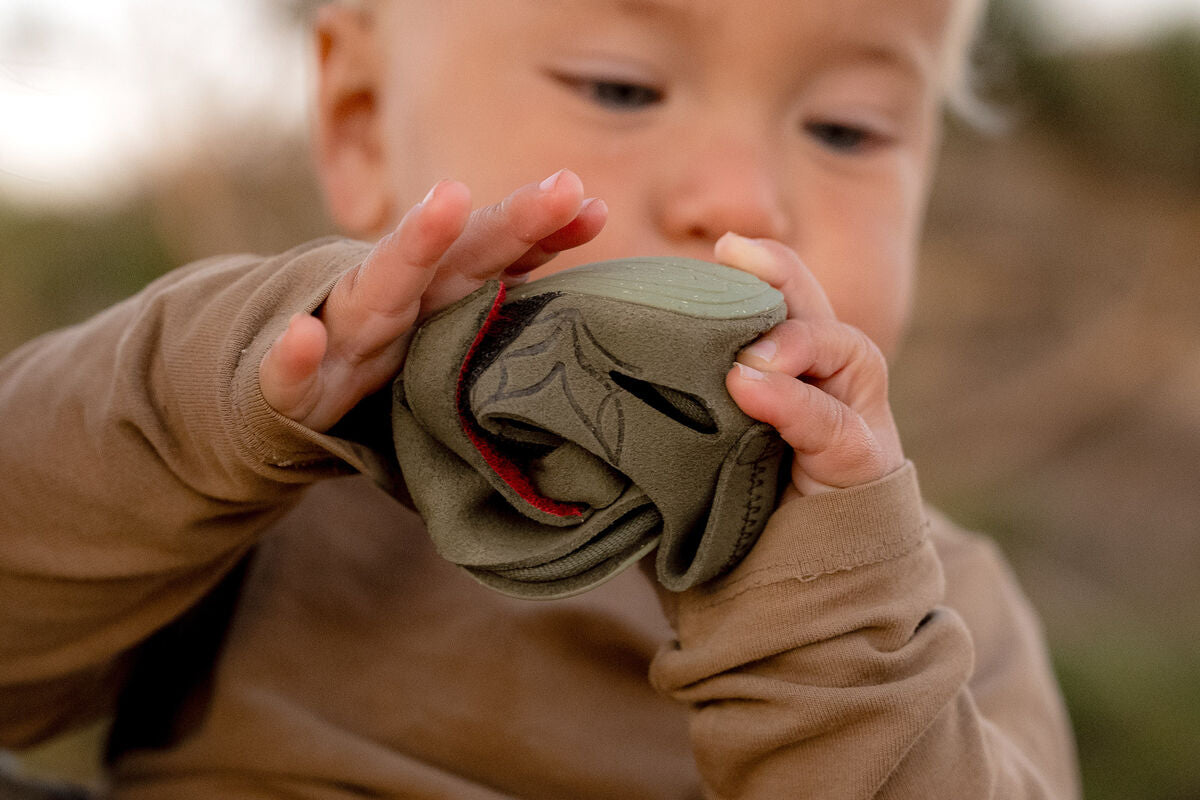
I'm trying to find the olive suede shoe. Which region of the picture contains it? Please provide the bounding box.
[393,257,787,599]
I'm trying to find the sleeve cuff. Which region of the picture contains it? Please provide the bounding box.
[224,239,399,489]
[690,461,928,604]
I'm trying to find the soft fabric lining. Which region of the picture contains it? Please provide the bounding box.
[454,283,585,519]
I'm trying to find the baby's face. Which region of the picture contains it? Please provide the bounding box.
[329,0,961,354]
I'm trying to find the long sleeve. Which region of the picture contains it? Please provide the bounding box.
[0,238,386,747]
[648,463,1080,799]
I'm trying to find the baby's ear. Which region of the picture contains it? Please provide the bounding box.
[312,4,394,236]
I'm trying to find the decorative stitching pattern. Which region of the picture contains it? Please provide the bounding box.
[475,306,637,465]
[694,521,931,610]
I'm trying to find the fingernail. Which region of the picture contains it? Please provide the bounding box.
[741,338,777,364]
[539,169,566,192]
[580,196,606,215]
[715,232,775,280]
[734,362,766,381]
[718,232,763,250]
[420,180,443,207]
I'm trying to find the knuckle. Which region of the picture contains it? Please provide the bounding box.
[477,195,544,247]
[840,324,889,388]
[342,263,367,296]
[825,395,852,450]
[775,380,831,451]
[773,318,809,343]
[850,325,886,366]
[471,201,509,236]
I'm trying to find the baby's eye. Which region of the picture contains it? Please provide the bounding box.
[551,72,664,111]
[805,121,878,154]
[588,80,663,110]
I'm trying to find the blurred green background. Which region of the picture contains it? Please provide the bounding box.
[2,2,1199,798]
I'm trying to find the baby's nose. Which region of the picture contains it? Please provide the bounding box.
[652,135,792,246]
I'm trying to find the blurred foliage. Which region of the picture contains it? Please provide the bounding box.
[1056,630,1200,800]
[925,8,1200,799]
[0,200,174,355]
[979,3,1200,188]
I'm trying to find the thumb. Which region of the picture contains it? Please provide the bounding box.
[259,312,329,423]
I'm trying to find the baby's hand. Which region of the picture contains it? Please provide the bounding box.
[716,234,905,499]
[260,170,606,432]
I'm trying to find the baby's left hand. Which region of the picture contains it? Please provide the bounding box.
[716,233,905,499]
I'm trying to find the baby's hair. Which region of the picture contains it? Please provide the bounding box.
[943,0,1004,129]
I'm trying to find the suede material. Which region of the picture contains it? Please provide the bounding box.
[392,258,787,598]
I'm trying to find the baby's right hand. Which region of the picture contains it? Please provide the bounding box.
[259,170,606,432]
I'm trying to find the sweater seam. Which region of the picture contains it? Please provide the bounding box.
[689,519,930,610]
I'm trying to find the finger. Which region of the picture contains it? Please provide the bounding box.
[714,232,835,322]
[324,179,473,358]
[349,179,473,310]
[735,318,889,409]
[259,312,329,419]
[506,197,608,276]
[726,364,900,491]
[418,169,593,310]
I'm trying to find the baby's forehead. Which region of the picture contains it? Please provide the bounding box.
[376,0,971,52]
[369,0,978,101]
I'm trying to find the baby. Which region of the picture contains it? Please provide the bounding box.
[0,0,1080,797]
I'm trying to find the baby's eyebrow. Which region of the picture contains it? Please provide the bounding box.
[835,37,937,88]
[552,0,694,29]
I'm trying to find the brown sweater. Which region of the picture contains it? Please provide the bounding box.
[0,239,1080,798]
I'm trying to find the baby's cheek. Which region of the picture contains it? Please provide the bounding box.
[822,260,913,356]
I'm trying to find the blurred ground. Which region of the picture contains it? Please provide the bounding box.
[890,24,1200,798]
[897,126,1200,800]
[2,9,1198,800]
